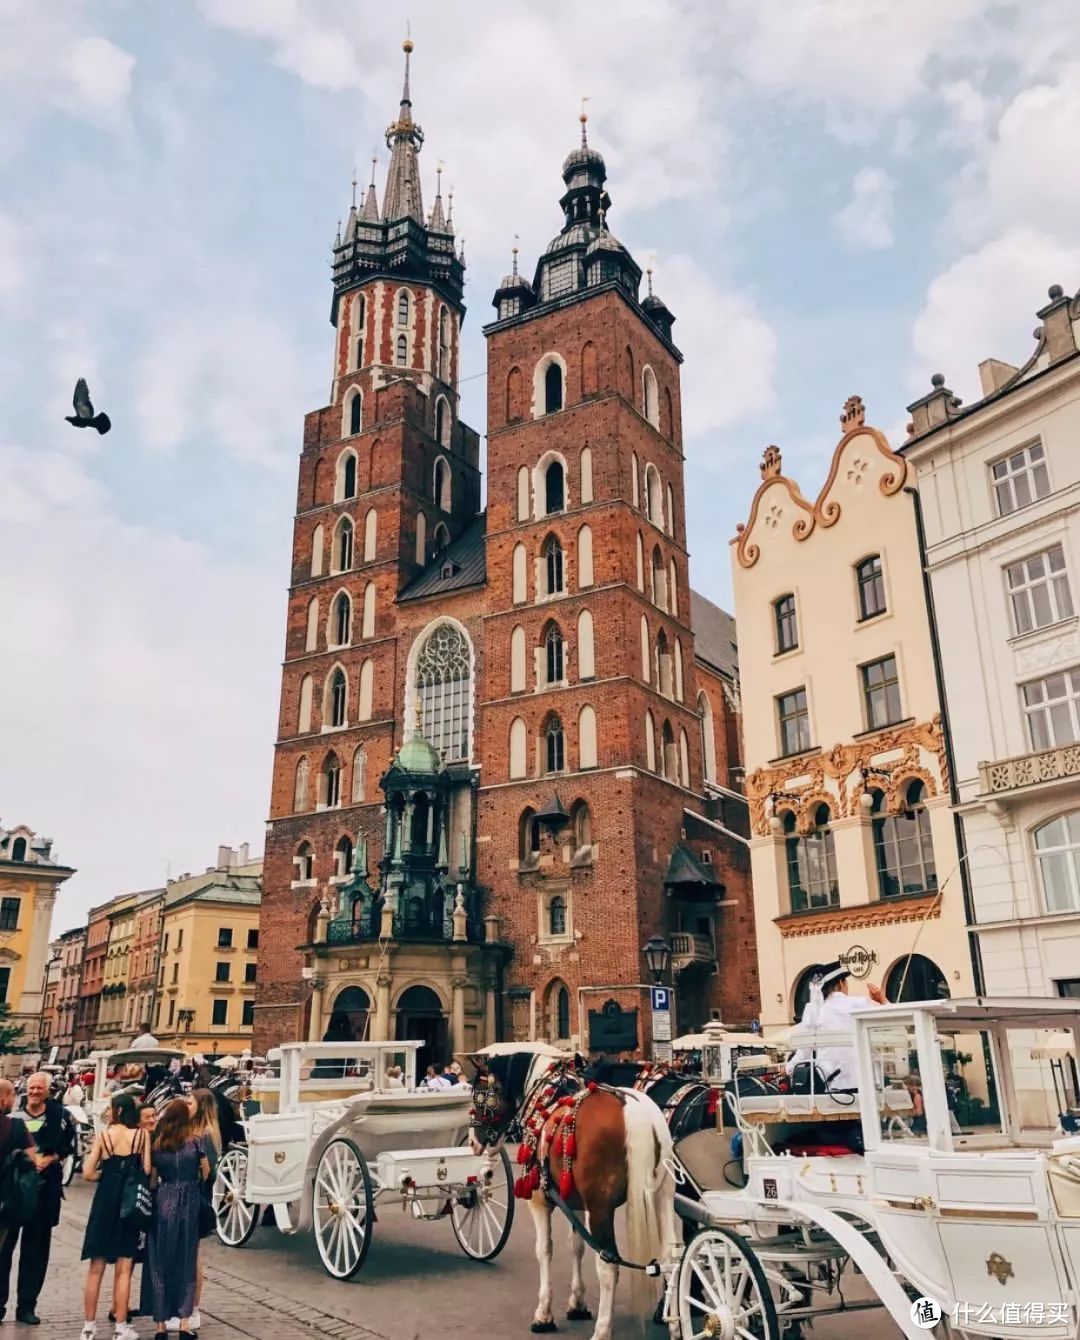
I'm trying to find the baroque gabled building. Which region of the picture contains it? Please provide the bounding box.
[255,43,758,1065]
[732,399,976,1030]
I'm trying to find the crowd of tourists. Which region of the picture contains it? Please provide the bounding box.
[0,1047,244,1340]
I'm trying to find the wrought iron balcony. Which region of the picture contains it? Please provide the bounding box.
[670,932,715,971]
[978,742,1080,800]
[324,903,481,947]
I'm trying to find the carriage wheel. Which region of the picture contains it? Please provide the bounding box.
[677,1227,780,1340]
[60,1153,75,1187]
[213,1147,259,1247]
[450,1147,515,1261]
[313,1138,374,1280]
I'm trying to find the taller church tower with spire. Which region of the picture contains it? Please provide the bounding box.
[254,47,757,1062]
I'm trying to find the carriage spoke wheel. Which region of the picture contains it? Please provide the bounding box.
[313,1137,374,1280]
[213,1147,259,1247]
[678,1228,779,1340]
[450,1147,515,1261]
[61,1153,76,1187]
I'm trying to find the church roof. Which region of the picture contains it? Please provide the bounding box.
[689,589,738,681]
[399,513,487,602]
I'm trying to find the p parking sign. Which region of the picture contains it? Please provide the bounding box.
[650,987,670,1012]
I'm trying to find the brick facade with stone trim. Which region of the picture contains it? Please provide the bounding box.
[254,46,758,1058]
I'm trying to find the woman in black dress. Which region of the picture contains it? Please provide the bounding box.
[80,1092,151,1340]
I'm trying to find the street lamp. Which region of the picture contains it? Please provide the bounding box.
[642,935,672,984]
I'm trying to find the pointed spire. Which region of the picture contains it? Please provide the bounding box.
[580,95,591,148]
[458,236,466,266]
[511,239,519,278]
[344,202,357,242]
[360,156,380,222]
[351,168,358,209]
[333,218,342,248]
[646,267,654,298]
[383,34,425,223]
[429,160,447,230]
[446,186,454,233]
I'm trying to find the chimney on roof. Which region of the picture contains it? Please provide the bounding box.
[978,358,1020,396]
[217,845,233,870]
[238,842,250,866]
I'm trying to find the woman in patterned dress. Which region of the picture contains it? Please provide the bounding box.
[141,1099,209,1338]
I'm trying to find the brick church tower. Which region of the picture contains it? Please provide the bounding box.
[254,45,758,1060]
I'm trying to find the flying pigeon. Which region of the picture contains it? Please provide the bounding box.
[65,378,111,435]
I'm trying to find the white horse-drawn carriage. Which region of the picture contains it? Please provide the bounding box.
[211,1039,514,1279]
[661,998,1080,1340]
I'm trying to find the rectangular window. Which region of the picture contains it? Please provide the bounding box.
[171,963,178,984]
[777,687,811,757]
[212,999,228,1027]
[177,929,183,950]
[862,655,903,730]
[217,927,233,949]
[242,1000,255,1027]
[163,933,169,954]
[244,962,257,984]
[247,929,259,950]
[1007,544,1074,634]
[992,440,1049,516]
[154,1001,162,1028]
[1056,980,1080,998]
[167,999,175,1028]
[856,555,887,620]
[774,594,798,653]
[1022,668,1080,750]
[215,962,230,983]
[0,899,19,932]
[0,967,9,1004]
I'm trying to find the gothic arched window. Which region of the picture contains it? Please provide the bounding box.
[545,715,566,774]
[334,835,354,878]
[543,535,565,596]
[333,592,351,647]
[544,622,565,685]
[320,754,341,808]
[335,517,354,572]
[545,361,563,414]
[329,668,347,727]
[414,622,472,763]
[396,333,408,365]
[439,307,451,380]
[544,460,565,515]
[349,392,362,437]
[397,290,410,326]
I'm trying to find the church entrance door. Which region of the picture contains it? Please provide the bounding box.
[395,984,447,1083]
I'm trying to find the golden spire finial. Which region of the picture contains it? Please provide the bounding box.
[511,232,519,276]
[579,95,591,146]
[646,267,654,298]
[403,19,413,53]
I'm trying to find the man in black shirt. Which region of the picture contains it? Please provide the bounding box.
[0,1072,74,1325]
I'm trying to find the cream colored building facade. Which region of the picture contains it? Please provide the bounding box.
[0,824,73,1052]
[155,845,262,1056]
[732,397,975,1031]
[903,283,1080,1000]
[95,892,137,1049]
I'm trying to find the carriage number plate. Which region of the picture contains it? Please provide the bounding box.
[762,1178,778,1200]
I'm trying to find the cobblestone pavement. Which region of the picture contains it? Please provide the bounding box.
[34,1181,903,1338]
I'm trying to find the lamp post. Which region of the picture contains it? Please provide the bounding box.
[642,935,672,985]
[642,936,674,1063]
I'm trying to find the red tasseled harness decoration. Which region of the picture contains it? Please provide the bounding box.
[514,1074,597,1202]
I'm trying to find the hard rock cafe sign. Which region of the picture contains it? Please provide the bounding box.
[839,945,878,980]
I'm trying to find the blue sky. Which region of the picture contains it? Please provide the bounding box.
[2,0,1078,922]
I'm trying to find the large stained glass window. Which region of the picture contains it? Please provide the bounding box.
[415,623,472,762]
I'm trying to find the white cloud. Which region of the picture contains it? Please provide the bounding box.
[195,0,361,91]
[834,168,895,250]
[62,36,135,111]
[654,254,776,441]
[0,3,136,144]
[911,227,1080,404]
[722,0,981,134]
[0,213,27,306]
[985,64,1080,242]
[133,310,307,470]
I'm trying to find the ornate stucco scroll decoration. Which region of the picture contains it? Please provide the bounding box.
[745,716,948,838]
[815,394,907,530]
[734,444,816,569]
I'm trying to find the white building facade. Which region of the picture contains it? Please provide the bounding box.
[904,283,1080,998]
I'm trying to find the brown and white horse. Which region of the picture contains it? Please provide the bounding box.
[469,1050,680,1340]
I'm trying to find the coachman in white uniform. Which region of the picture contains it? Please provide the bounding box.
[789,960,886,1090]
